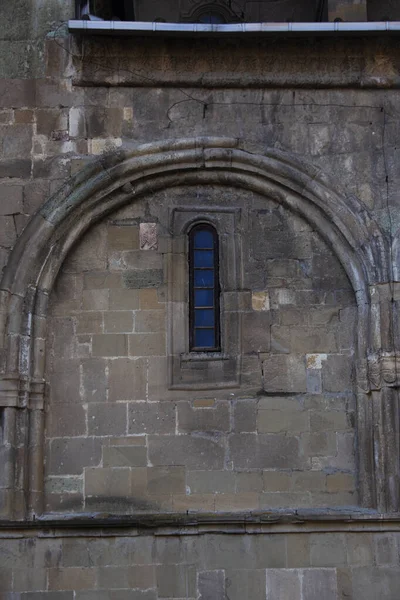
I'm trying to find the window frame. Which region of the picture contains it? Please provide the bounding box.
[188,223,221,352]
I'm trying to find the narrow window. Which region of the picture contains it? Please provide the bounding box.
[189,224,220,351]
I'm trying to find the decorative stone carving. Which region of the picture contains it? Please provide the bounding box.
[368,353,400,391]
[140,223,158,250]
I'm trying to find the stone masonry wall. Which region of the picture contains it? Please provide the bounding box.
[1,529,400,599]
[44,185,357,514]
[1,1,400,598]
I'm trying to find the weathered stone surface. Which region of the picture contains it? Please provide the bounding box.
[123,270,163,289]
[148,435,225,470]
[128,402,175,435]
[48,438,102,476]
[198,570,225,600]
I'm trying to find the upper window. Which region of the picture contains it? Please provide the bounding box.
[197,12,226,24]
[189,224,220,352]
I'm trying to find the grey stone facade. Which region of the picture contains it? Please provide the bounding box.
[1,0,400,598]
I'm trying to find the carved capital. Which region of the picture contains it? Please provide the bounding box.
[367,353,400,391]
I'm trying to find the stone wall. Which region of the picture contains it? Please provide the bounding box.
[1,0,400,597]
[44,186,357,513]
[1,528,400,599]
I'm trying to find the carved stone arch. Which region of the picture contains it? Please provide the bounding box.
[0,137,394,519]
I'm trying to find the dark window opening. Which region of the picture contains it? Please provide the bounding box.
[197,12,226,24]
[189,224,220,352]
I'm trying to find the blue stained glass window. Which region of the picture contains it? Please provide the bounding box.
[194,250,214,268]
[194,270,214,287]
[195,309,215,327]
[189,224,220,351]
[194,230,214,248]
[194,289,214,307]
[195,329,215,348]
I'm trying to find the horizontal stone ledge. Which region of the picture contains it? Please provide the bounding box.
[3,508,400,536]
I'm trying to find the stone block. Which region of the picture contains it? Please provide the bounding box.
[36,109,68,136]
[235,471,263,493]
[177,401,230,433]
[139,288,162,309]
[352,565,400,600]
[187,470,235,495]
[76,312,103,334]
[326,473,355,492]
[310,410,350,432]
[302,568,338,600]
[85,467,131,498]
[109,288,140,310]
[0,568,12,592]
[230,433,304,469]
[96,565,155,590]
[64,225,107,273]
[109,358,146,401]
[48,359,80,404]
[153,536,185,564]
[3,124,32,158]
[287,535,311,568]
[310,534,347,567]
[156,565,195,598]
[45,476,83,496]
[0,184,23,215]
[84,107,123,138]
[303,432,337,457]
[87,402,127,436]
[123,269,163,289]
[83,272,122,290]
[147,466,186,495]
[103,446,147,467]
[48,568,96,591]
[260,492,311,509]
[252,291,270,311]
[107,225,139,251]
[306,370,322,394]
[225,569,265,600]
[48,438,102,476]
[0,216,16,247]
[128,333,166,356]
[81,358,107,402]
[242,311,271,354]
[92,334,128,357]
[265,569,301,600]
[257,409,309,433]
[82,290,109,311]
[173,493,215,512]
[14,109,34,124]
[198,570,225,600]
[215,492,259,511]
[148,434,225,470]
[271,325,338,354]
[347,533,373,566]
[104,311,134,333]
[262,354,307,393]
[134,310,165,333]
[233,400,257,432]
[128,402,175,434]
[373,534,398,566]
[322,354,354,392]
[122,252,162,271]
[20,594,74,600]
[293,471,326,491]
[46,403,86,438]
[0,158,31,178]
[75,592,156,600]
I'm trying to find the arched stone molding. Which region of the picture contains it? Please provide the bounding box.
[0,137,395,519]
